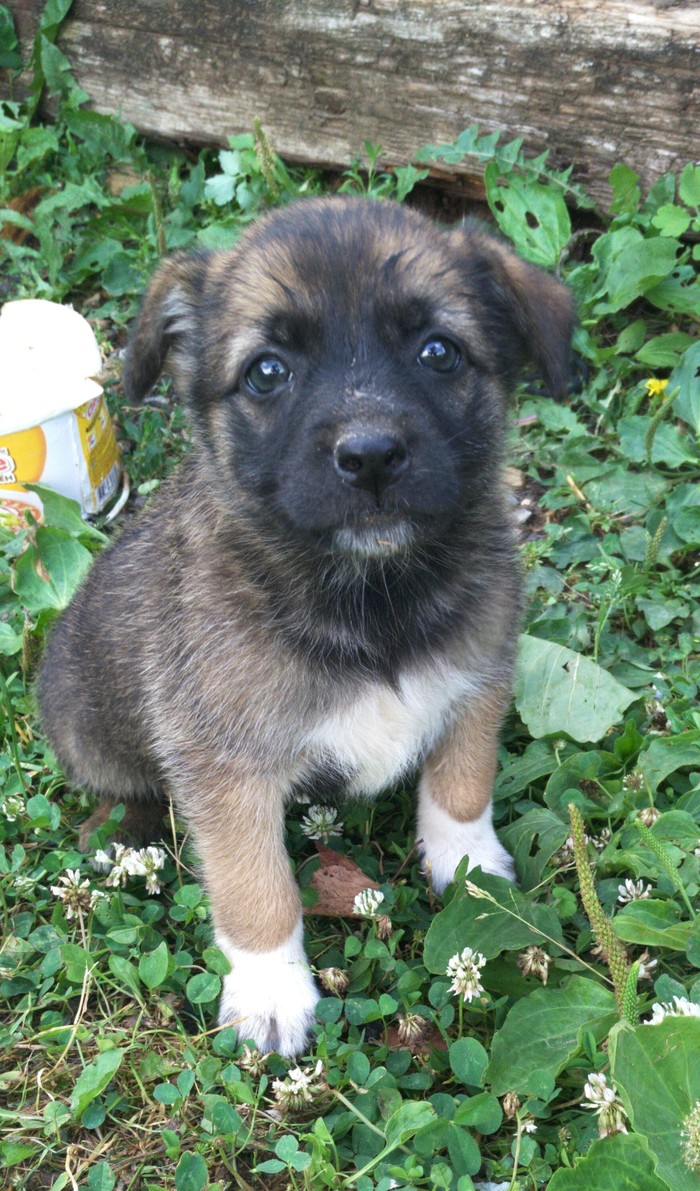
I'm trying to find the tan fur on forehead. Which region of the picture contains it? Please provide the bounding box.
[206,203,491,377]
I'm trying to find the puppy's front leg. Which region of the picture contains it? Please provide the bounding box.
[186,777,318,1057]
[417,690,515,893]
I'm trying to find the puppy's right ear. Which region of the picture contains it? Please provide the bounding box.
[122,252,209,402]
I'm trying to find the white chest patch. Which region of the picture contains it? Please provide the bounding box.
[304,663,483,796]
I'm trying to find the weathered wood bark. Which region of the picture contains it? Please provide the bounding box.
[10,0,700,207]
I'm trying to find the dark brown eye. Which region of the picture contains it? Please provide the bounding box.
[418,337,461,374]
[245,356,291,395]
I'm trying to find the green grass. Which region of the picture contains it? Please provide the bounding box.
[1,4,700,1189]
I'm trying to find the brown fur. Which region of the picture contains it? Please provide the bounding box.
[37,197,573,1053]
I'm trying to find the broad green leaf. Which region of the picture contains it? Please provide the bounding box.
[28,484,106,541]
[652,810,700,849]
[494,739,558,799]
[618,417,698,467]
[70,1049,123,1121]
[610,1017,700,1191]
[515,634,636,742]
[0,1141,37,1168]
[547,1132,668,1190]
[0,622,22,655]
[484,165,571,266]
[86,1163,115,1191]
[609,163,641,215]
[637,731,700,793]
[651,203,692,237]
[138,941,169,991]
[384,1101,436,1146]
[60,942,90,984]
[186,972,221,1004]
[580,469,667,516]
[592,226,680,313]
[449,1037,488,1087]
[671,342,700,434]
[636,595,690,630]
[485,977,617,1096]
[347,1050,370,1085]
[174,1152,208,1191]
[452,1092,502,1134]
[635,331,696,368]
[687,918,700,968]
[679,162,700,207]
[201,946,231,976]
[108,955,142,1000]
[201,1094,242,1137]
[13,527,92,613]
[423,870,564,973]
[446,1124,481,1177]
[613,900,693,951]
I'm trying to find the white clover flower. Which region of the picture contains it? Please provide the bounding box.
[645,996,700,1025]
[353,888,384,917]
[591,827,612,851]
[637,806,660,828]
[238,1045,267,1077]
[637,951,657,980]
[300,804,343,843]
[583,1072,628,1138]
[617,878,652,904]
[13,872,39,895]
[517,945,550,985]
[104,843,134,889]
[622,770,645,793]
[272,1060,324,1111]
[318,967,349,995]
[446,947,487,1003]
[396,1013,428,1045]
[91,848,113,874]
[137,846,166,894]
[522,1117,538,1133]
[623,771,647,790]
[554,834,581,866]
[2,795,25,822]
[502,1091,521,1119]
[50,869,104,919]
[102,844,166,893]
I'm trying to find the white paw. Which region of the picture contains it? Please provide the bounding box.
[417,795,515,894]
[216,920,319,1058]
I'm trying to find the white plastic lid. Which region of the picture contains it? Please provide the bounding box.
[0,299,104,435]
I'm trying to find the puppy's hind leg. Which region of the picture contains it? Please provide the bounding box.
[417,687,515,894]
[77,795,168,852]
[176,768,319,1058]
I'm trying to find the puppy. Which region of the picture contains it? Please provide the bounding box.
[37,197,573,1056]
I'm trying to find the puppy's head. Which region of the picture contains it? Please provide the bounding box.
[124,198,574,558]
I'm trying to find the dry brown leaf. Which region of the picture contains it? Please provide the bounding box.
[304,844,381,917]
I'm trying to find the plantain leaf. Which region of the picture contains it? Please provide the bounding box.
[547,1132,668,1190]
[515,634,637,742]
[485,977,617,1097]
[610,1017,700,1191]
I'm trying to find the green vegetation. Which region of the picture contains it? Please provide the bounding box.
[1,3,699,1188]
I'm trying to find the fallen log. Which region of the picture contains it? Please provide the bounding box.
[9,0,700,206]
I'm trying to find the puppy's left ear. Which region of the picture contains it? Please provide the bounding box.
[122,251,210,403]
[454,227,576,398]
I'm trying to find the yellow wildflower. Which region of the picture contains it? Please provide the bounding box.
[645,378,669,398]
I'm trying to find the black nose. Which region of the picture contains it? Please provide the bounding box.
[334,431,409,495]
